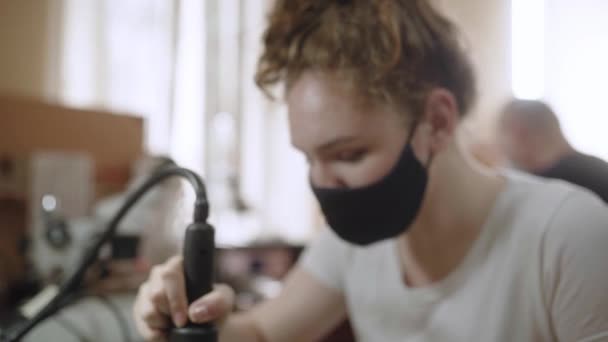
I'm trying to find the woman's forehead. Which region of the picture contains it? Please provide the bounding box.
[287,72,360,114]
[286,72,404,152]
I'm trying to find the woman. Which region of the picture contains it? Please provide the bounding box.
[133,1,608,341]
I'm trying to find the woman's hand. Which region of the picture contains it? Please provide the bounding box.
[132,255,235,341]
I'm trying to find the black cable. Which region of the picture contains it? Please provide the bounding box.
[1,167,208,342]
[95,295,130,342]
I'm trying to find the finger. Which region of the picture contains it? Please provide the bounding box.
[134,292,169,341]
[146,282,171,316]
[189,284,235,324]
[141,303,172,330]
[143,328,168,342]
[161,257,189,327]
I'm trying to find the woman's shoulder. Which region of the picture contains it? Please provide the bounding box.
[521,175,608,341]
[499,169,608,249]
[539,181,608,255]
[499,169,603,217]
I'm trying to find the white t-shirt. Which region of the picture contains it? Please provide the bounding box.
[300,172,608,341]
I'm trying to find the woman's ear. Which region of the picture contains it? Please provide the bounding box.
[422,88,460,154]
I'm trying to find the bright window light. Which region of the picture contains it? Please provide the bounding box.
[171,0,206,174]
[544,0,608,160]
[511,0,545,100]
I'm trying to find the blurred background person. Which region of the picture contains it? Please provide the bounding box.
[498,99,608,202]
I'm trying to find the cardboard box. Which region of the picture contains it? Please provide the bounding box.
[0,95,144,199]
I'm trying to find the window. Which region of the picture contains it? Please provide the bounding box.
[57,0,317,245]
[512,0,608,160]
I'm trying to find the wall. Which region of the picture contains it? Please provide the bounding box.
[436,0,512,140]
[0,0,56,98]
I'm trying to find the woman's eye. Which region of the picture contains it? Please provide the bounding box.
[336,149,366,163]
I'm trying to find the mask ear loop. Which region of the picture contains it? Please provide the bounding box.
[407,117,434,169]
[406,117,419,145]
[426,149,434,169]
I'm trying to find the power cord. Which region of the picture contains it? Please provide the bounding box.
[1,166,208,342]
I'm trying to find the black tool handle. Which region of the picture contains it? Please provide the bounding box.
[183,222,215,302]
[169,222,217,342]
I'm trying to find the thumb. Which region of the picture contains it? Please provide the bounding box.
[188,284,235,324]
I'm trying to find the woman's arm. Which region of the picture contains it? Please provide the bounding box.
[134,258,346,342]
[237,266,347,342]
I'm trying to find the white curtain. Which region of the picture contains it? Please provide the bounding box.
[60,0,176,157]
[54,0,317,245]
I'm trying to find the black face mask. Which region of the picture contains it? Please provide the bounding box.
[311,130,428,246]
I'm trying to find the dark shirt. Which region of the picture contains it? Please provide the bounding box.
[537,152,608,203]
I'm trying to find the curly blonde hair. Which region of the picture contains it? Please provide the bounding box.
[255,0,476,119]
